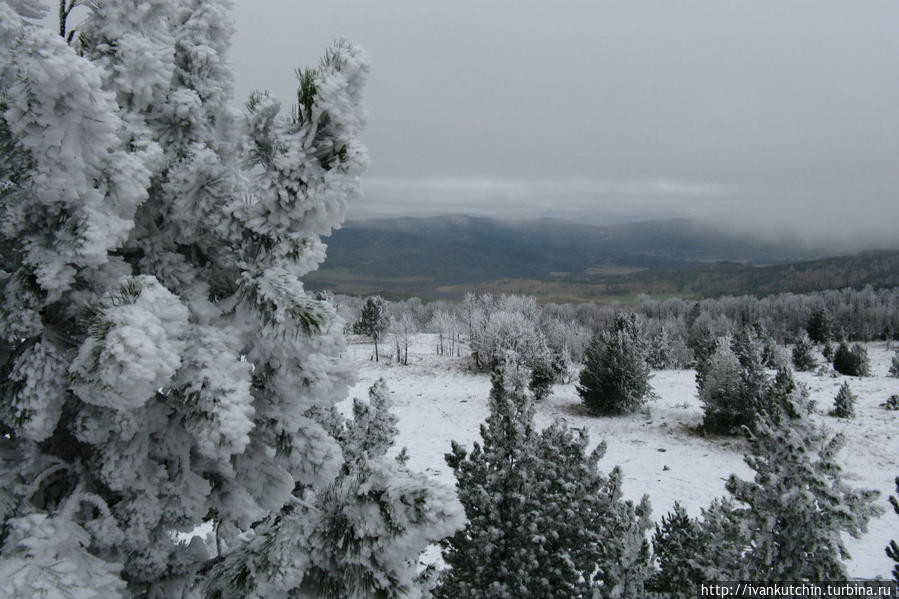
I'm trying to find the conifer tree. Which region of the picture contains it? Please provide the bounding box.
[806,307,833,344]
[822,339,835,362]
[718,397,881,580]
[204,379,463,598]
[887,478,899,584]
[353,295,390,362]
[0,2,425,596]
[649,503,704,599]
[438,362,652,599]
[698,333,802,434]
[527,339,556,401]
[888,349,899,377]
[577,313,653,415]
[791,331,817,371]
[830,381,857,419]
[833,341,871,377]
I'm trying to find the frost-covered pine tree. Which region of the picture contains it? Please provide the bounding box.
[527,337,556,401]
[438,362,652,599]
[647,327,672,370]
[696,338,744,432]
[698,332,798,434]
[720,396,882,580]
[204,379,463,598]
[888,348,899,377]
[0,2,399,596]
[577,313,653,415]
[791,331,817,371]
[830,381,857,419]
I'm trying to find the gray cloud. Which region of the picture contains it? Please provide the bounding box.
[230,0,899,247]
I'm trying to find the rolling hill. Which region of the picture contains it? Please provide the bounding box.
[307,215,899,300]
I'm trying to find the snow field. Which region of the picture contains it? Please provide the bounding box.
[341,334,899,579]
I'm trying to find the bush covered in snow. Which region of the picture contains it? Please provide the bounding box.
[833,341,871,377]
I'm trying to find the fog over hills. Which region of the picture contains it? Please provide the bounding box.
[308,214,899,299]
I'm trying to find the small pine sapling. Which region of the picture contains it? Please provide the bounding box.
[791,332,817,371]
[882,395,899,411]
[830,382,857,419]
[889,349,899,377]
[822,339,836,362]
[353,296,390,362]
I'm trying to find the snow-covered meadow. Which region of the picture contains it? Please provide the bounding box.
[341,334,899,579]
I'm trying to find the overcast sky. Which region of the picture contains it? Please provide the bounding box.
[230,1,898,246]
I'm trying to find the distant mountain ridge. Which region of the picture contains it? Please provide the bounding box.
[307,214,899,300]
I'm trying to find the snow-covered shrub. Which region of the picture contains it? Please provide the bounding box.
[883,395,899,411]
[833,341,871,376]
[888,348,899,377]
[577,313,654,415]
[467,294,544,371]
[438,362,652,598]
[830,381,857,419]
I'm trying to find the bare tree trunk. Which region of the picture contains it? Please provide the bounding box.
[58,0,66,37]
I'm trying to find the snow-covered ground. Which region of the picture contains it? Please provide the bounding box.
[341,334,899,579]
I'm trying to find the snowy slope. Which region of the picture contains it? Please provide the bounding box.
[341,334,899,579]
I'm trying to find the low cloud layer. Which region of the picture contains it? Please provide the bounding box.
[231,1,899,248]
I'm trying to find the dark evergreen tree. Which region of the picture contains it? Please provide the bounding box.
[352,295,390,362]
[791,331,817,371]
[690,328,718,376]
[822,339,835,361]
[833,341,870,377]
[528,344,556,401]
[577,313,653,415]
[886,478,899,584]
[438,363,652,599]
[806,307,833,344]
[649,503,703,598]
[830,381,857,419]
